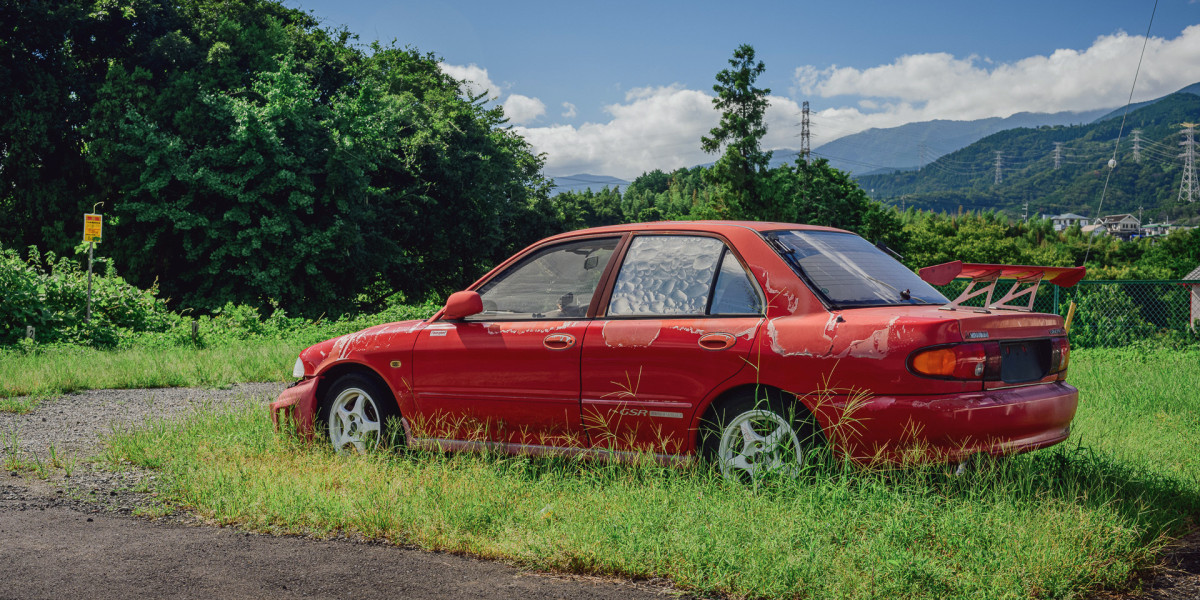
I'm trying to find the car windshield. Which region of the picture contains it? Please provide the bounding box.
[767,230,947,308]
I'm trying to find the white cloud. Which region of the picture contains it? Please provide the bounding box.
[502,94,546,125]
[438,62,501,100]
[561,102,577,118]
[516,86,806,179]
[515,26,1200,179]
[793,25,1200,135]
[516,85,715,179]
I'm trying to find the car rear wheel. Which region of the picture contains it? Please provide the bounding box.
[702,388,820,483]
[320,374,401,454]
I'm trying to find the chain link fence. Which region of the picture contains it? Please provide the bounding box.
[932,279,1200,348]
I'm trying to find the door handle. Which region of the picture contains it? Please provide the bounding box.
[698,332,736,351]
[543,333,576,350]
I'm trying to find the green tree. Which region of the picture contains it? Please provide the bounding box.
[700,44,771,218]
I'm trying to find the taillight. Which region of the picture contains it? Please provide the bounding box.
[1049,337,1070,376]
[908,342,1001,381]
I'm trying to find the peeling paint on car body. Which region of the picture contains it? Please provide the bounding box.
[602,319,661,348]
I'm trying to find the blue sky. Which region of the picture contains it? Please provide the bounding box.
[284,0,1200,178]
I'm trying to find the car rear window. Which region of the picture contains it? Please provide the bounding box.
[767,230,947,308]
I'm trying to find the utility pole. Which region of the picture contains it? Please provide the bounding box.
[994,151,1003,185]
[1180,123,1197,203]
[1131,129,1143,164]
[1053,142,1063,169]
[1022,199,1029,222]
[1138,205,1144,223]
[799,101,811,159]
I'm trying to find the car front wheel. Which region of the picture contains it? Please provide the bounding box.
[320,374,401,454]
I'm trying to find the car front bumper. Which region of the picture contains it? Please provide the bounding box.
[269,376,320,436]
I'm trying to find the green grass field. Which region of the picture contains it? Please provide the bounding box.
[95,347,1199,600]
[0,342,299,406]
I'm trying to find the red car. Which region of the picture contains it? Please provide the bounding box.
[272,221,1080,481]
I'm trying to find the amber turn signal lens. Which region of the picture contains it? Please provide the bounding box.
[911,348,957,377]
[908,342,999,381]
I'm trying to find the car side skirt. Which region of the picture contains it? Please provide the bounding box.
[405,436,695,466]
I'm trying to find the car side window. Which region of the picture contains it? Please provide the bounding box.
[608,235,760,316]
[710,251,764,315]
[472,238,618,320]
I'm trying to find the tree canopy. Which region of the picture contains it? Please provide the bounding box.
[1,0,560,317]
[700,44,772,218]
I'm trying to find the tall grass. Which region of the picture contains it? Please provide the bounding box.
[0,342,298,399]
[103,349,1200,600]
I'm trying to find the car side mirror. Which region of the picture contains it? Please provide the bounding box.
[584,255,599,270]
[442,291,483,320]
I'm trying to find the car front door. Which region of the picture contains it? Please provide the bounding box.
[580,234,765,455]
[411,236,620,448]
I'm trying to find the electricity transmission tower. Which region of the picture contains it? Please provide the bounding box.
[994,151,1003,185]
[1131,129,1142,163]
[1053,142,1063,169]
[799,101,811,159]
[1181,123,1197,204]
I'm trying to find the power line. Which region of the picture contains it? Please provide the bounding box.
[1086,0,1157,264]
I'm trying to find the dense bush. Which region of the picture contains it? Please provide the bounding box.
[0,244,172,347]
[1,240,441,350]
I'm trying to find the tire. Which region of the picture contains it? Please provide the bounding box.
[319,374,402,454]
[700,387,821,483]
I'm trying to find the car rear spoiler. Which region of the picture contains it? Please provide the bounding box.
[918,261,1086,313]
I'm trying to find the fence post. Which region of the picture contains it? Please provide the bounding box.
[1053,286,1060,315]
[191,319,199,345]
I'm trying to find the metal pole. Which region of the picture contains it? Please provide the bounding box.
[87,241,93,323]
[1053,285,1060,315]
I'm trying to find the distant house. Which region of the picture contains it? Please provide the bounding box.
[1050,213,1089,231]
[1141,222,1172,237]
[1188,265,1200,332]
[1096,214,1141,240]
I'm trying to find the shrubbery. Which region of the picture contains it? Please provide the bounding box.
[1,244,172,347]
[1,242,439,351]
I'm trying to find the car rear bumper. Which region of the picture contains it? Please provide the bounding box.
[269,377,320,436]
[836,382,1078,464]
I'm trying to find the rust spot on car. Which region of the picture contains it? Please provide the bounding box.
[602,320,661,348]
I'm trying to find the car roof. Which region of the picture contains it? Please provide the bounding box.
[545,220,852,241]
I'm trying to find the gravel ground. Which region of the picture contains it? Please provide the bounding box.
[0,384,1195,600]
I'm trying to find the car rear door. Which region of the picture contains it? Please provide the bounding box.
[580,234,765,455]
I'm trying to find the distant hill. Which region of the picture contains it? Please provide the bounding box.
[854,92,1200,226]
[1092,82,1200,123]
[549,173,629,195]
[804,108,1112,175]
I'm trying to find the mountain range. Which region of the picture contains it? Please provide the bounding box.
[549,82,1200,208]
[855,89,1200,225]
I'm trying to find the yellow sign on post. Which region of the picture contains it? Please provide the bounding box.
[84,213,103,243]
